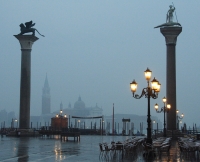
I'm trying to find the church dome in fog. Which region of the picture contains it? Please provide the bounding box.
[74,96,85,109]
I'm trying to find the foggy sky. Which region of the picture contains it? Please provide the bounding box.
[0,1,200,128]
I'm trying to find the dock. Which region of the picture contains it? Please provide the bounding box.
[61,132,80,141]
[38,128,80,141]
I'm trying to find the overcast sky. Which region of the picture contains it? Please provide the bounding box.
[0,1,199,128]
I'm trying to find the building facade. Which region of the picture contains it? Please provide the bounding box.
[51,116,68,130]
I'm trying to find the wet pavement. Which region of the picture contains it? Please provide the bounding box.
[0,135,199,162]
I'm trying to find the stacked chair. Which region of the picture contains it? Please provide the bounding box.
[178,137,200,160]
[99,137,145,161]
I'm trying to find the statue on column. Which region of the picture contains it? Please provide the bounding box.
[166,5,175,23]
[18,20,45,37]
[154,5,181,28]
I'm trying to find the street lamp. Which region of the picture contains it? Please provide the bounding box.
[78,120,80,128]
[152,120,159,132]
[130,68,161,144]
[152,120,155,130]
[15,119,18,128]
[60,109,63,116]
[176,110,184,130]
[59,110,63,130]
[102,120,105,135]
[154,97,171,137]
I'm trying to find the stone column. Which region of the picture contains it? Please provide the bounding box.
[160,27,182,130]
[14,35,38,129]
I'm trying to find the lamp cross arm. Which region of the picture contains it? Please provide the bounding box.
[151,92,158,99]
[177,115,184,120]
[155,107,164,113]
[132,88,147,99]
[164,106,170,113]
[149,89,159,99]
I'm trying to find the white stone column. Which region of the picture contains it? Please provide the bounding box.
[14,35,38,129]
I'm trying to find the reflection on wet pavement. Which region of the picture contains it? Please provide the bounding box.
[0,135,199,162]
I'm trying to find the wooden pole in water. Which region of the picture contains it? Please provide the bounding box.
[112,103,114,135]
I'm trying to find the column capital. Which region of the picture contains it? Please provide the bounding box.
[14,35,39,50]
[160,27,182,45]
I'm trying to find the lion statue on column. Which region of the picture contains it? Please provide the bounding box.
[18,21,45,37]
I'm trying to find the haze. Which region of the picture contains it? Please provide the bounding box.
[0,1,199,128]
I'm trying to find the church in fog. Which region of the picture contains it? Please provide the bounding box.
[56,96,103,118]
[42,75,51,115]
[38,75,103,128]
[54,96,103,128]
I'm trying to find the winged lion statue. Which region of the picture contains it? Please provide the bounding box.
[18,21,45,37]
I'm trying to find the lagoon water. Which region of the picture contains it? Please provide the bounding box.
[0,135,136,162]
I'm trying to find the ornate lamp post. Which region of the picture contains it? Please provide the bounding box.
[154,97,171,137]
[176,110,184,130]
[130,68,161,144]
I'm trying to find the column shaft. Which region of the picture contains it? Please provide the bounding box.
[166,44,176,130]
[19,49,31,129]
[160,27,182,130]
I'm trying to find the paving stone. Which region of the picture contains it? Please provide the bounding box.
[0,136,199,162]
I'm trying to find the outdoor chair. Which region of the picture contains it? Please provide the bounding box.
[99,143,112,160]
[114,142,124,159]
[161,142,169,146]
[130,143,138,156]
[142,143,156,158]
[187,146,199,158]
[124,144,132,157]
[179,144,189,158]
[99,143,106,160]
[159,144,170,156]
[104,144,112,160]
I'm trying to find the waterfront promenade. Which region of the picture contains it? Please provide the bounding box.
[0,135,199,162]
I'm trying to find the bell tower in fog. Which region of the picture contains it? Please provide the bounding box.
[42,74,51,114]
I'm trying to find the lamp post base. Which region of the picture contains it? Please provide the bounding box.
[163,128,167,137]
[146,138,152,144]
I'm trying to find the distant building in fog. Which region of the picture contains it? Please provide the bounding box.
[58,96,103,117]
[0,109,16,127]
[39,75,103,127]
[42,75,51,114]
[53,96,103,128]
